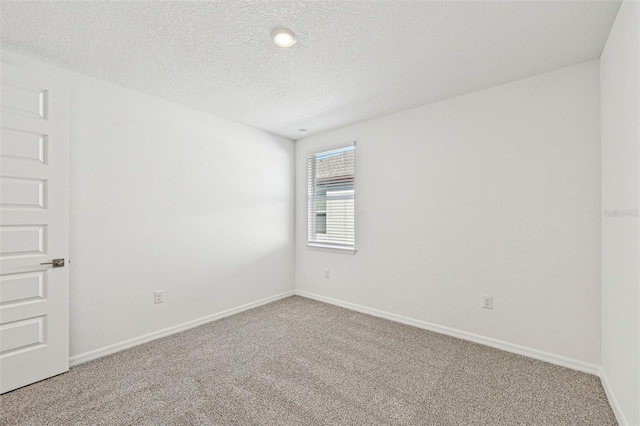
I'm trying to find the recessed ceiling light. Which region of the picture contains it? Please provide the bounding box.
[272,28,297,48]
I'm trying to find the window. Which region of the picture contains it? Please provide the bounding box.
[307,145,355,253]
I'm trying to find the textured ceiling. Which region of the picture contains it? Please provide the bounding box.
[1,1,621,140]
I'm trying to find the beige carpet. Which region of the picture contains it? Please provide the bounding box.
[1,296,616,425]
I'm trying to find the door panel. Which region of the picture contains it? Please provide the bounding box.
[0,177,46,209]
[0,271,45,304]
[0,128,46,164]
[0,79,47,120]
[0,62,69,393]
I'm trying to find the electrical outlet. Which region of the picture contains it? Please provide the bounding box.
[483,295,493,309]
[324,269,330,279]
[154,290,164,304]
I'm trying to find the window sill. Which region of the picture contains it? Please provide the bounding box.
[306,243,356,255]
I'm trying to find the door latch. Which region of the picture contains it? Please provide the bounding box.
[40,258,65,268]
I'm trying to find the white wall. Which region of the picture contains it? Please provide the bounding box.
[600,0,640,424]
[296,61,601,367]
[2,52,295,359]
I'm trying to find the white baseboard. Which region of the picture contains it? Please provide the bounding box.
[295,289,600,376]
[600,367,628,426]
[69,290,295,367]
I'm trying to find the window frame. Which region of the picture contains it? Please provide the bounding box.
[306,143,356,255]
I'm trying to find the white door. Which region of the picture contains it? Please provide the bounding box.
[0,61,69,393]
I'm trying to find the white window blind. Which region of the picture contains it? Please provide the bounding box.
[307,145,355,251]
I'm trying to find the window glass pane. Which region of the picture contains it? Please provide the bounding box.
[316,212,327,234]
[308,145,355,249]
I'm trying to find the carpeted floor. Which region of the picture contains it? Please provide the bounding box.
[1,296,616,425]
